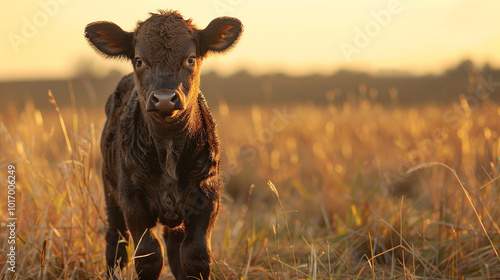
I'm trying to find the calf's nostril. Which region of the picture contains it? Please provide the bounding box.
[170,93,179,104]
[152,94,160,105]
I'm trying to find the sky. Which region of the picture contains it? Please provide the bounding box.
[1,0,499,81]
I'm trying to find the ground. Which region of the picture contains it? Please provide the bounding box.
[0,86,499,279]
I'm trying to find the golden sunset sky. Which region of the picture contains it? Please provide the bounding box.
[1,0,499,81]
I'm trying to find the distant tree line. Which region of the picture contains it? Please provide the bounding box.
[1,60,499,111]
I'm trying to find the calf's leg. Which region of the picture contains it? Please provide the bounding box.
[180,196,220,279]
[105,195,129,279]
[163,227,186,280]
[123,194,164,280]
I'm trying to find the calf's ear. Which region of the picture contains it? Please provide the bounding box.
[85,22,134,59]
[199,17,243,56]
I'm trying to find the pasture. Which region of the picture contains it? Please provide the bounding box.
[1,77,500,279]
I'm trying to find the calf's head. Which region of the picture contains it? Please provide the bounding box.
[85,10,242,117]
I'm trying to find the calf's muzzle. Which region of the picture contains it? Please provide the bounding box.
[146,90,185,112]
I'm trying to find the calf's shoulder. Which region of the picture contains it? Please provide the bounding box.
[105,73,135,119]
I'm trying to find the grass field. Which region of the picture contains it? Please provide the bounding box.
[1,83,500,279]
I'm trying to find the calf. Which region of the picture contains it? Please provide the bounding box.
[84,10,242,280]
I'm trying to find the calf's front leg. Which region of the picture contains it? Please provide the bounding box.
[180,191,220,279]
[122,192,164,280]
[164,227,186,279]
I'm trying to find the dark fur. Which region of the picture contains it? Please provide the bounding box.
[85,10,242,280]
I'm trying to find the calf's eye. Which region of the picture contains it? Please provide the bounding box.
[187,56,196,65]
[134,58,143,68]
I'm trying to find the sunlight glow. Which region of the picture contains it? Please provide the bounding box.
[1,0,499,80]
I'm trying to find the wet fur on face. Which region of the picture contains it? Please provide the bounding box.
[135,11,197,76]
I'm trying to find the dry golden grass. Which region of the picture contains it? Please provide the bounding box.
[1,86,500,279]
